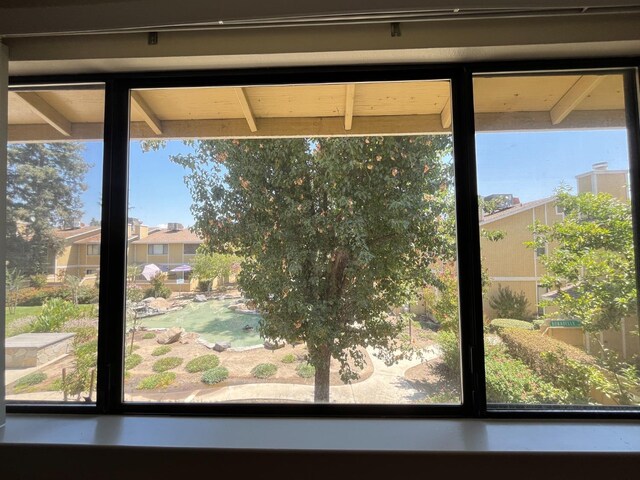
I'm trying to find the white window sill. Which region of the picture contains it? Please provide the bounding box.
[1,414,640,453]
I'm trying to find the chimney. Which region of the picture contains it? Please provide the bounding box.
[592,162,608,171]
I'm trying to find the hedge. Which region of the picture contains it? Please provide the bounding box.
[496,327,600,403]
[489,318,534,331]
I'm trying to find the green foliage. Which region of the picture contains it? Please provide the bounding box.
[127,286,144,303]
[152,356,183,372]
[490,318,534,331]
[30,298,81,332]
[144,273,172,299]
[296,363,316,379]
[489,285,531,320]
[29,274,48,289]
[173,136,455,401]
[533,320,546,330]
[75,285,99,304]
[14,372,47,392]
[143,332,156,340]
[530,190,635,332]
[423,264,459,331]
[201,366,229,384]
[64,275,82,305]
[6,143,89,275]
[485,344,567,404]
[251,363,278,378]
[151,345,172,356]
[63,339,97,399]
[137,372,177,390]
[281,353,297,364]
[125,353,143,370]
[191,249,241,291]
[437,330,460,376]
[14,286,65,306]
[6,268,28,314]
[185,354,220,373]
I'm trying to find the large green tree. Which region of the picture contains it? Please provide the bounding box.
[531,190,636,333]
[173,136,455,402]
[6,143,89,275]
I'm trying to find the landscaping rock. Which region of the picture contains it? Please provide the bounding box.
[197,338,215,349]
[179,332,199,344]
[194,295,207,303]
[157,327,184,345]
[213,342,231,352]
[263,339,285,350]
[228,302,246,311]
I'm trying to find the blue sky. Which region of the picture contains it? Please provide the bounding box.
[79,129,630,227]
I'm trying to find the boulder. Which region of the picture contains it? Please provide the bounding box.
[196,338,215,349]
[179,332,199,344]
[213,342,231,352]
[156,327,183,345]
[194,294,207,303]
[264,339,285,350]
[228,302,246,311]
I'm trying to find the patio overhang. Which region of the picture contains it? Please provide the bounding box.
[7,74,626,143]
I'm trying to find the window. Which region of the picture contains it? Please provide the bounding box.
[475,71,640,409]
[148,244,168,255]
[4,83,105,403]
[4,65,639,417]
[183,244,198,255]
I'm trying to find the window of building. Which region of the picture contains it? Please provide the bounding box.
[4,65,639,417]
[183,244,198,255]
[148,244,168,255]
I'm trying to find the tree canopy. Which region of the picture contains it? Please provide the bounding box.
[531,190,636,333]
[172,136,455,401]
[6,143,88,275]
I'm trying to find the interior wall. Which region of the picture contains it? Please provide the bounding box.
[2,0,640,36]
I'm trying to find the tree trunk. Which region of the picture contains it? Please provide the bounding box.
[313,345,331,403]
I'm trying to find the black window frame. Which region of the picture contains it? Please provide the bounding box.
[183,244,198,255]
[5,59,640,420]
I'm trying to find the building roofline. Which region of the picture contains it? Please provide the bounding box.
[480,196,556,226]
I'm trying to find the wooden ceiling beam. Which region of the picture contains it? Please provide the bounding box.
[344,84,356,130]
[234,87,258,132]
[550,75,605,125]
[13,92,72,136]
[440,96,452,129]
[131,91,163,135]
[7,110,626,143]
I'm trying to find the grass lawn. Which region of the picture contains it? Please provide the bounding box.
[140,298,262,347]
[5,304,97,337]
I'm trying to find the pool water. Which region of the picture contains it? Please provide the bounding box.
[140,298,263,347]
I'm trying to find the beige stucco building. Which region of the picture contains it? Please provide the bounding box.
[50,220,203,291]
[481,162,638,358]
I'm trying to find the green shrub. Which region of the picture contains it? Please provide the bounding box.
[76,286,99,304]
[30,298,81,332]
[151,345,172,356]
[296,363,316,379]
[251,363,278,378]
[14,372,47,392]
[63,339,98,398]
[127,286,144,303]
[152,356,183,372]
[485,344,567,404]
[137,372,176,390]
[30,274,48,289]
[197,280,212,292]
[185,354,220,373]
[281,353,296,364]
[68,326,98,344]
[125,353,143,370]
[533,319,546,330]
[497,328,602,403]
[144,273,172,299]
[489,285,531,320]
[201,366,229,384]
[490,318,534,332]
[143,332,156,340]
[16,286,66,306]
[437,330,460,376]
